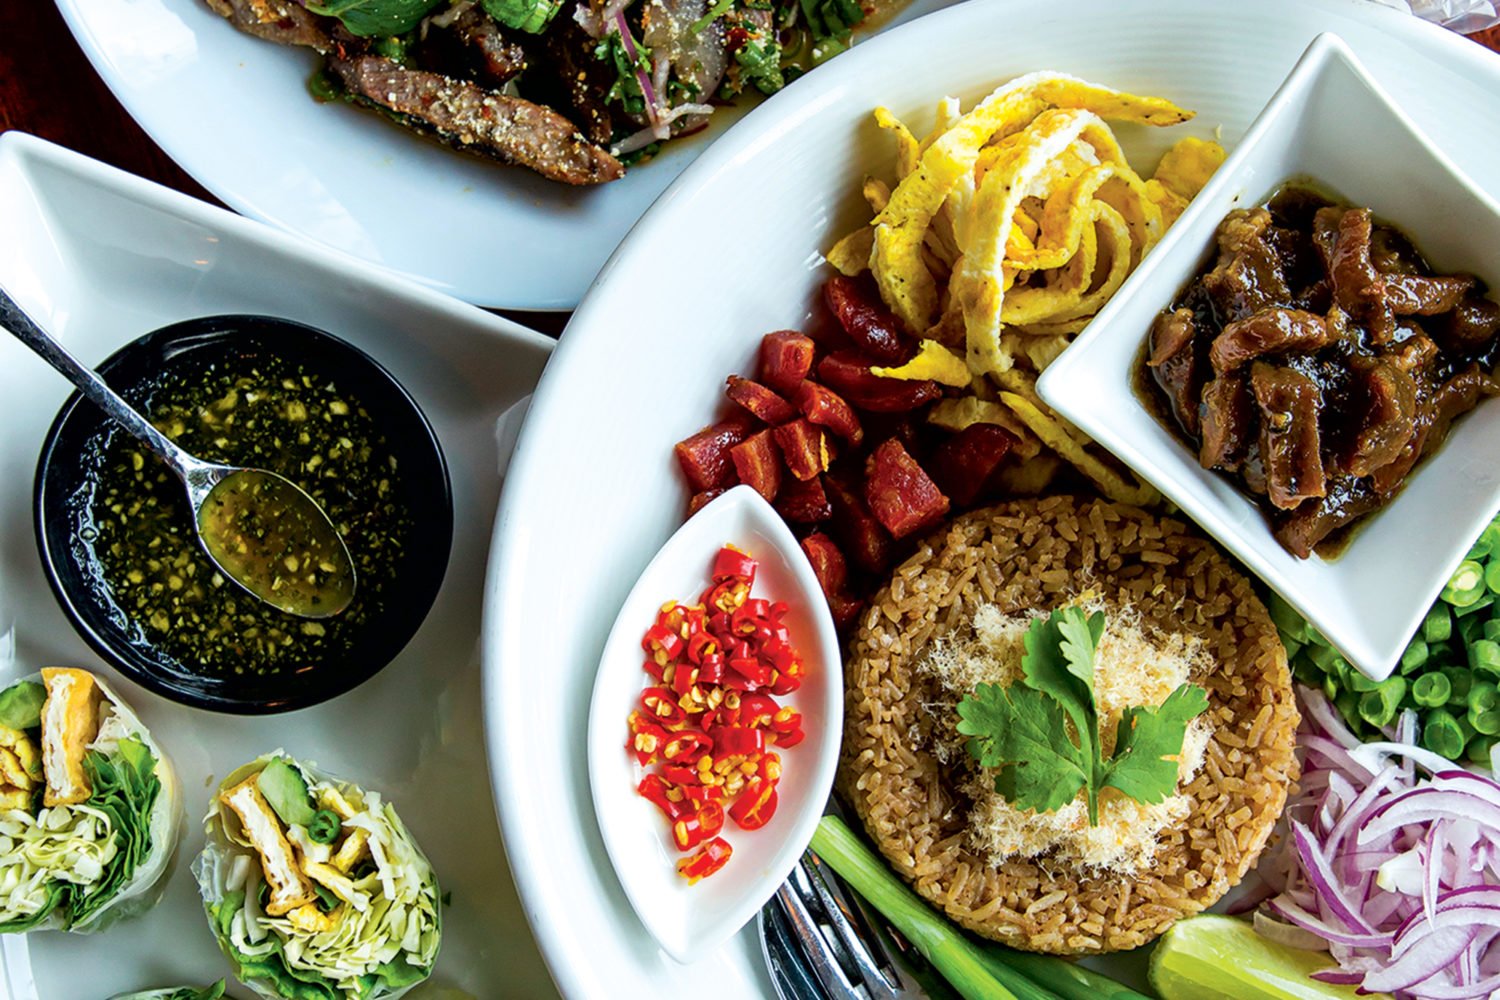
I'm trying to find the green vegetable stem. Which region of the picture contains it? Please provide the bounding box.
[811,816,1151,1000]
[956,607,1208,826]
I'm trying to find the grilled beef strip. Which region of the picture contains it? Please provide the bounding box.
[204,0,330,50]
[327,53,624,185]
[414,6,529,88]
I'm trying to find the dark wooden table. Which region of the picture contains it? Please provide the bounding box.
[1,1,1496,335]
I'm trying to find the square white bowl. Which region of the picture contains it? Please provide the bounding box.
[1037,32,1500,682]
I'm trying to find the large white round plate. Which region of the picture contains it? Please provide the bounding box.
[53,0,953,310]
[484,0,1500,996]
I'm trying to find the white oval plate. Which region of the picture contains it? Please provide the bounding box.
[484,1,1500,997]
[587,486,841,964]
[53,0,954,310]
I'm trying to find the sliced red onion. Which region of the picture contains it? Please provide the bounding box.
[1259,688,1500,999]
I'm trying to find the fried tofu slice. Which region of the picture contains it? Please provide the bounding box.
[305,861,368,913]
[220,776,317,916]
[331,828,369,873]
[0,725,40,788]
[40,668,103,806]
[286,902,341,933]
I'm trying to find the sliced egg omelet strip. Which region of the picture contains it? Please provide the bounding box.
[221,776,317,916]
[40,668,103,807]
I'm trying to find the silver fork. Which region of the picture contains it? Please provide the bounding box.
[758,849,935,1000]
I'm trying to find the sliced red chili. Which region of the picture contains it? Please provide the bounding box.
[638,774,688,821]
[680,784,724,806]
[773,727,805,748]
[663,730,714,763]
[642,623,684,665]
[697,652,725,685]
[712,546,758,583]
[685,631,720,664]
[729,777,779,831]
[769,659,803,695]
[627,712,670,766]
[661,764,700,786]
[739,694,778,728]
[672,800,726,851]
[770,707,803,734]
[670,663,699,696]
[677,837,733,883]
[727,657,774,690]
[712,726,765,758]
[759,753,782,782]
[641,687,687,727]
[703,579,750,613]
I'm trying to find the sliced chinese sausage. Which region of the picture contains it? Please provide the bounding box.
[758,331,816,393]
[817,351,942,412]
[730,429,782,501]
[775,475,832,523]
[675,411,757,492]
[1147,308,1203,436]
[1208,307,1332,375]
[1198,373,1253,472]
[825,471,893,573]
[1249,362,1326,510]
[823,275,912,364]
[929,424,1015,507]
[864,438,949,540]
[726,376,797,424]
[1344,360,1418,478]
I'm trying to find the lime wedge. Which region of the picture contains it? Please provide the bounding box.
[1150,915,1387,1000]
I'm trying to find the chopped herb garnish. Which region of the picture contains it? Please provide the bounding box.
[956,606,1209,826]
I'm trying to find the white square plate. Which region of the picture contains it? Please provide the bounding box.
[0,132,559,998]
[1038,33,1500,681]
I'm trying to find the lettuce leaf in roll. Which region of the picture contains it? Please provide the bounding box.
[194,752,442,1000]
[0,669,182,934]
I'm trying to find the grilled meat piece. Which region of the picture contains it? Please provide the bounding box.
[1208,307,1332,375]
[415,5,528,88]
[204,0,330,49]
[1198,373,1253,472]
[1147,307,1204,437]
[327,54,624,185]
[1203,208,1293,322]
[532,17,618,146]
[1250,361,1326,509]
[1344,359,1418,478]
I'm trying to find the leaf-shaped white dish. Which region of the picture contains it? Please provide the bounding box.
[586,485,842,963]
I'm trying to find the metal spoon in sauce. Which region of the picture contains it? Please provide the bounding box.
[0,289,357,619]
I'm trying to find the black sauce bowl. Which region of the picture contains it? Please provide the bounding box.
[34,315,453,714]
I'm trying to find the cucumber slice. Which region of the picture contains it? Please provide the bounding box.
[257,758,316,828]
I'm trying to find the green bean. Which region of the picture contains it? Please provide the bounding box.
[1476,523,1500,561]
[1422,709,1467,759]
[1360,677,1407,729]
[1458,595,1496,619]
[1487,558,1500,596]
[1442,667,1475,705]
[1413,672,1452,708]
[1469,680,1499,713]
[1472,639,1500,677]
[1425,606,1454,644]
[1281,635,1305,661]
[1402,638,1430,674]
[1335,690,1361,730]
[1487,620,1500,643]
[1468,734,1497,764]
[1475,711,1500,737]
[1445,560,1488,607]
[1308,643,1342,672]
[1346,669,1380,693]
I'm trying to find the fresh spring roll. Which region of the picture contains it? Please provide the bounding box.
[0,668,182,933]
[110,984,229,1000]
[194,752,442,1000]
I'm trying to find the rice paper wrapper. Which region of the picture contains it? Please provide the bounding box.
[193,752,442,1000]
[109,984,230,1000]
[0,671,183,935]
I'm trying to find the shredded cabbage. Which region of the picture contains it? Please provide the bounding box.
[196,754,441,1000]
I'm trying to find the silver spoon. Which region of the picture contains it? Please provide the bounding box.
[1,288,357,619]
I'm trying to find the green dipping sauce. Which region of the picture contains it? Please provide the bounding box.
[83,355,409,677]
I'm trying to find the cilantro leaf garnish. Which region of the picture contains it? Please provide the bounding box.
[955,606,1207,826]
